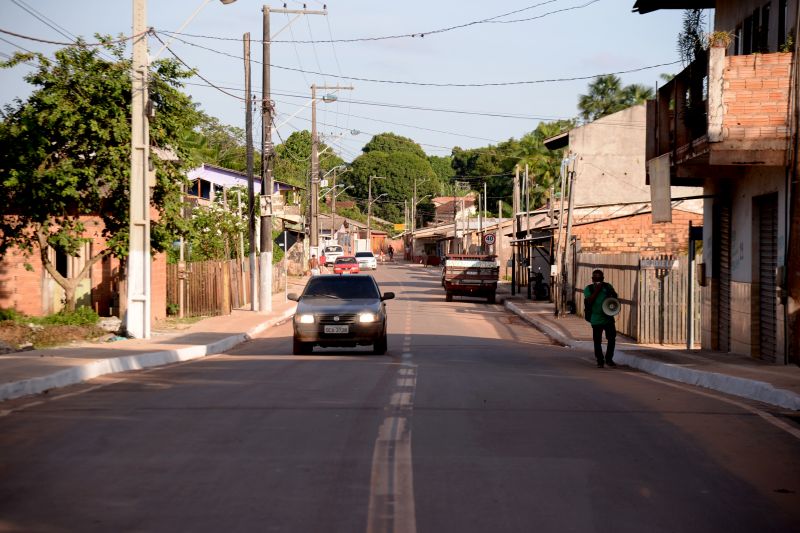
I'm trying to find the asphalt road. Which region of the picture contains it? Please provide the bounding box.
[1,263,799,532]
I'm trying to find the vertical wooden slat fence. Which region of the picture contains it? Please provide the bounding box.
[167,260,237,318]
[574,253,701,344]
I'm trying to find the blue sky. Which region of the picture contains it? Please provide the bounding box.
[0,1,705,160]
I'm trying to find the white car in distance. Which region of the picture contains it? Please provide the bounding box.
[355,251,378,270]
[322,244,344,266]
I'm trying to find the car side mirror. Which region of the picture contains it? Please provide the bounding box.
[287,293,300,301]
[381,292,395,301]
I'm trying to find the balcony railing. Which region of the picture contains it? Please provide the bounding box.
[646,47,794,168]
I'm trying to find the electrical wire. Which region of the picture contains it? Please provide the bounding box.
[0,27,145,47]
[155,30,680,88]
[158,0,598,44]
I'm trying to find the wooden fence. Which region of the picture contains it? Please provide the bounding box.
[574,253,701,344]
[167,258,293,318]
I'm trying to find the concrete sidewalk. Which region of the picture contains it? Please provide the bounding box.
[0,278,307,402]
[502,295,800,411]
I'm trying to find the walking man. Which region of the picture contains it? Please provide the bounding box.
[584,269,618,368]
[309,254,320,276]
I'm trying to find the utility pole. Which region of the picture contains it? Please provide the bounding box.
[260,6,273,313]
[367,176,386,242]
[513,166,521,294]
[244,33,256,311]
[310,84,353,253]
[127,0,151,338]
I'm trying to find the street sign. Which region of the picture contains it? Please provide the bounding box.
[640,258,677,270]
[483,233,496,246]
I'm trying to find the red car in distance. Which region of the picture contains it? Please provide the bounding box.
[333,256,360,275]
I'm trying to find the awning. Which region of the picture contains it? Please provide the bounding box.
[543,131,569,150]
[632,1,715,14]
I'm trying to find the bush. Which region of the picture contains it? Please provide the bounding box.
[166,303,179,316]
[39,307,100,327]
[0,308,24,322]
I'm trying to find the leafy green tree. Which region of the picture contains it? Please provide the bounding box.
[362,132,427,159]
[0,40,199,311]
[272,130,344,188]
[183,113,250,172]
[343,134,439,224]
[452,120,573,215]
[577,74,654,122]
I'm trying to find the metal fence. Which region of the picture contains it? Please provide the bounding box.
[574,253,701,344]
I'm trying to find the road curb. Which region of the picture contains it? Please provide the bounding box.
[0,306,296,402]
[503,301,800,411]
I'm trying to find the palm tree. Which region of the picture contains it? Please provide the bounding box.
[578,74,626,121]
[578,75,655,122]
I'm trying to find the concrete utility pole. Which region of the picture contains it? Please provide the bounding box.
[310,84,353,253]
[244,33,256,311]
[127,0,151,338]
[367,176,386,243]
[513,166,520,293]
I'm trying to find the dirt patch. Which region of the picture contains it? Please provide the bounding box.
[0,321,108,352]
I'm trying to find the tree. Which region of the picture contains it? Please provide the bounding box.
[577,74,654,122]
[184,112,250,172]
[362,132,427,159]
[343,141,437,224]
[0,40,200,311]
[272,130,344,188]
[451,120,573,215]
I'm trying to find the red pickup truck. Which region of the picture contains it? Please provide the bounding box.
[442,254,499,304]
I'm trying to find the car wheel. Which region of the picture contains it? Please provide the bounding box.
[373,333,388,355]
[487,292,496,304]
[445,291,453,302]
[293,338,312,355]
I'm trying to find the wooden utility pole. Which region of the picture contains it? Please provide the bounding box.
[262,5,326,304]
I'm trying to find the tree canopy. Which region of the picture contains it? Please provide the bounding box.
[0,40,200,310]
[273,130,344,188]
[577,74,654,122]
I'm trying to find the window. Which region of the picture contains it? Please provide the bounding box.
[734,24,743,55]
[188,179,211,200]
[778,0,788,50]
[743,13,754,54]
[760,3,771,52]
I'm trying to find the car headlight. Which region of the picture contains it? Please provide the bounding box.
[297,314,315,324]
[358,312,376,323]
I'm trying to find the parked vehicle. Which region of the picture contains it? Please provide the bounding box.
[333,256,360,275]
[322,244,344,266]
[442,254,499,303]
[288,275,394,355]
[355,251,378,270]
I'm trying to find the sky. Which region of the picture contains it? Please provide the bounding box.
[0,0,703,162]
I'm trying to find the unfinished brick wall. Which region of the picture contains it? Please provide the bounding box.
[573,209,702,254]
[0,248,44,316]
[1,214,167,321]
[723,52,793,140]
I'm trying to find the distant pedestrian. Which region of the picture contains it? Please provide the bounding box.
[388,245,394,260]
[309,254,320,276]
[584,269,618,368]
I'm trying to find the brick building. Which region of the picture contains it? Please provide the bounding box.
[634,0,798,363]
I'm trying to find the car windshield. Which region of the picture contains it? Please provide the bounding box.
[324,246,343,253]
[303,276,380,299]
[335,257,356,264]
[355,252,374,258]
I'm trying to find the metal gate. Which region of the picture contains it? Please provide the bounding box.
[715,203,731,352]
[575,253,700,344]
[756,194,778,361]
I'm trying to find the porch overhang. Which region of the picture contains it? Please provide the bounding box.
[632,1,714,14]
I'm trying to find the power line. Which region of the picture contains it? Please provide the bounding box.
[155,30,679,88]
[0,27,145,47]
[158,1,597,44]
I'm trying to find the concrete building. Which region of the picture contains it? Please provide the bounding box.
[633,0,798,364]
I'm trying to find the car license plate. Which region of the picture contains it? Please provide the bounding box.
[324,325,349,334]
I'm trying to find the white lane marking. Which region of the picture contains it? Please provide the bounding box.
[367,362,418,533]
[402,352,413,360]
[631,373,800,441]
